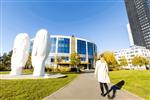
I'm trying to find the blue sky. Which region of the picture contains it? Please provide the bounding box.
[0,0,130,55]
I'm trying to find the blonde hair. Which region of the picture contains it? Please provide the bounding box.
[97,53,104,60]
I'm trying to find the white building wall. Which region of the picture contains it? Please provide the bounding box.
[127,23,134,46]
[114,45,150,69]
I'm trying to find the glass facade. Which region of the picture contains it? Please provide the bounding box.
[58,38,70,53]
[80,57,86,61]
[94,44,97,54]
[148,0,150,12]
[50,38,56,53]
[88,58,94,69]
[77,40,86,54]
[88,42,94,56]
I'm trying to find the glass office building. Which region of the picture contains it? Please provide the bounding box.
[31,35,97,69]
[125,0,150,49]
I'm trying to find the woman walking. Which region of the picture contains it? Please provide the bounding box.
[94,54,110,97]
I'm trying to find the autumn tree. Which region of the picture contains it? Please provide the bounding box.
[102,51,119,70]
[70,52,81,72]
[54,56,62,69]
[144,58,150,70]
[132,56,150,68]
[119,56,128,67]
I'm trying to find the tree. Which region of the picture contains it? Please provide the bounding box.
[132,56,150,69]
[119,56,128,67]
[144,58,150,70]
[70,52,81,72]
[0,50,12,71]
[25,53,32,69]
[102,51,119,70]
[55,56,62,69]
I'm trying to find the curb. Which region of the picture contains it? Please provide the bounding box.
[122,89,143,100]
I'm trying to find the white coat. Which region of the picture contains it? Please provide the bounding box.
[94,60,110,83]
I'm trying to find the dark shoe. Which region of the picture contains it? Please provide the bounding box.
[103,93,107,97]
[101,93,105,97]
[107,94,111,98]
[107,95,114,99]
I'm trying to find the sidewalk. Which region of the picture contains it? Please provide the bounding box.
[43,73,142,100]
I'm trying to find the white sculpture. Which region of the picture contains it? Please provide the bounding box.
[10,33,30,75]
[32,29,50,76]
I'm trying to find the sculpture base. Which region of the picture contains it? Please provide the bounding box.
[0,74,67,79]
[10,67,22,75]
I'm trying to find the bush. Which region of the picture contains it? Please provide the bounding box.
[70,67,77,72]
[59,67,71,72]
[0,64,11,71]
[70,67,82,72]
[22,69,33,74]
[45,66,71,73]
[0,64,6,71]
[108,66,119,71]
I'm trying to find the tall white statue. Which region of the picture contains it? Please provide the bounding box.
[32,29,50,76]
[10,33,30,75]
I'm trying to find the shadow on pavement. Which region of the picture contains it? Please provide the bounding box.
[105,80,125,99]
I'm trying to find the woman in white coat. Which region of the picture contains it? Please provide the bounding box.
[94,54,110,97]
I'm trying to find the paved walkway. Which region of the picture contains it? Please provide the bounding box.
[43,73,142,100]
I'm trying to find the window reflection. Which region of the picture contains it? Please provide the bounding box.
[77,40,86,54]
[50,38,56,53]
[58,38,70,53]
[88,42,93,56]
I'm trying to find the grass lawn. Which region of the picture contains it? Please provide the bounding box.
[0,70,78,100]
[109,70,150,100]
[0,71,10,74]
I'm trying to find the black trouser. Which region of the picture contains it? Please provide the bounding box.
[99,82,109,94]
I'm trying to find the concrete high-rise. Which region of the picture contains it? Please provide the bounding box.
[125,0,150,49]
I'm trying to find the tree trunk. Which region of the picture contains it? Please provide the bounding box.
[76,66,79,73]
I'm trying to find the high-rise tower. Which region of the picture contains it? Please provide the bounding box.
[125,0,150,49]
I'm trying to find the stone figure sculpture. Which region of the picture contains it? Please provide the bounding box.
[10,33,30,75]
[32,29,50,76]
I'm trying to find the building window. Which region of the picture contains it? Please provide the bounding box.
[89,58,94,65]
[58,38,70,53]
[80,57,86,61]
[50,38,56,53]
[51,58,54,62]
[88,42,94,56]
[77,40,86,54]
[61,56,69,62]
[94,44,97,54]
